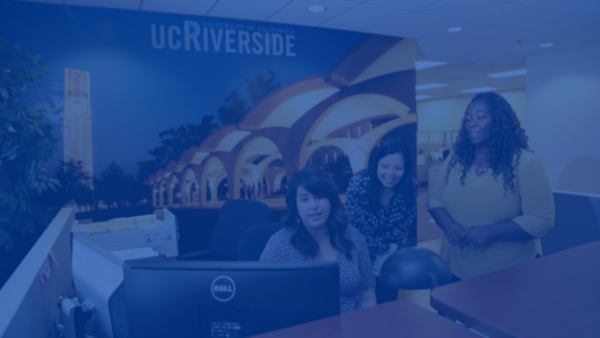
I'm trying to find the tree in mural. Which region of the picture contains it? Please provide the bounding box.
[18,66,65,138]
[95,161,148,208]
[217,89,248,125]
[217,69,281,125]
[126,177,151,206]
[137,114,219,182]
[246,69,281,105]
[0,36,59,250]
[42,160,94,210]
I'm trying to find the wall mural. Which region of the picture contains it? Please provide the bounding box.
[0,1,416,212]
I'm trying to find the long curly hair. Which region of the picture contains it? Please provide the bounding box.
[365,138,415,211]
[446,92,529,195]
[284,166,354,259]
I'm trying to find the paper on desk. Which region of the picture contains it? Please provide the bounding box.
[110,247,159,261]
[72,214,162,236]
[109,215,162,232]
[72,221,110,235]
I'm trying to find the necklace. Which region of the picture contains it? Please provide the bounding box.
[475,165,488,172]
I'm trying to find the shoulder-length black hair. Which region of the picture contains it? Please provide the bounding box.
[284,166,354,259]
[446,92,528,195]
[364,138,415,211]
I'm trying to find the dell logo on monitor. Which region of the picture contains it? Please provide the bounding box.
[211,276,236,302]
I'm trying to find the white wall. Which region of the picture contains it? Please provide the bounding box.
[416,89,527,135]
[527,43,600,195]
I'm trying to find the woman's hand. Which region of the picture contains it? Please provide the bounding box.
[444,222,469,249]
[463,221,534,249]
[463,226,493,249]
[428,207,469,249]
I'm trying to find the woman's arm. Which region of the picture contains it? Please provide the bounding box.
[344,175,363,229]
[399,178,419,226]
[429,207,469,249]
[352,228,376,309]
[510,156,555,238]
[393,178,419,247]
[427,159,469,248]
[360,289,376,309]
[346,175,381,254]
[464,156,554,249]
[463,220,534,249]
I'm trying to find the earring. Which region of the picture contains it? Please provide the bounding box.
[296,215,302,225]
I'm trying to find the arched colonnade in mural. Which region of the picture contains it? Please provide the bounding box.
[151,92,416,208]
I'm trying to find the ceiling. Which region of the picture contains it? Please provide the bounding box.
[14,0,600,100]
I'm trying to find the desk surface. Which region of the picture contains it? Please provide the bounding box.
[250,300,479,338]
[431,241,600,338]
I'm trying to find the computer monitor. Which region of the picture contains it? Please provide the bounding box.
[123,260,340,338]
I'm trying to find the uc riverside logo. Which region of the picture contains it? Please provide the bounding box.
[151,21,296,57]
[211,276,236,302]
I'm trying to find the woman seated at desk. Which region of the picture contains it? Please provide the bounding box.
[260,166,376,313]
[428,91,555,281]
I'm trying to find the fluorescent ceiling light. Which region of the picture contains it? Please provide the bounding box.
[447,27,462,33]
[460,87,497,93]
[487,69,527,78]
[415,61,447,70]
[307,5,327,12]
[416,83,447,90]
[540,43,554,48]
[416,95,432,100]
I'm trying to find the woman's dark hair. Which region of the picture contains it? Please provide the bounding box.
[364,138,415,211]
[447,92,528,194]
[284,166,354,259]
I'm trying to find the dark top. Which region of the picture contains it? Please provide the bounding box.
[345,173,418,257]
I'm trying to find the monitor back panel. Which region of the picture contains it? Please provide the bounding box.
[123,261,340,338]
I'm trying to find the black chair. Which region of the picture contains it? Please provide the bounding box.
[178,200,271,261]
[238,223,283,261]
[379,247,451,290]
[442,149,450,161]
[541,191,600,255]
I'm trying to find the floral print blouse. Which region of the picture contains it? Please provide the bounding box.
[259,226,374,314]
[345,173,418,259]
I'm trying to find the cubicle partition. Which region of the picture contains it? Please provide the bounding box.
[0,208,75,338]
[541,190,600,255]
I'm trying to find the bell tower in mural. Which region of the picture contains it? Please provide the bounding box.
[64,68,93,187]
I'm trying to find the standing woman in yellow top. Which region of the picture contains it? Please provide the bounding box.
[428,92,554,280]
